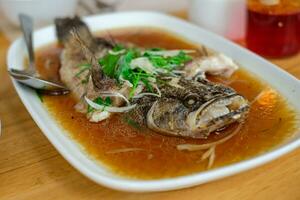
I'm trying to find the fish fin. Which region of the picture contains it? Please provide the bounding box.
[55,16,92,45]
[55,16,113,48]
[71,29,114,91]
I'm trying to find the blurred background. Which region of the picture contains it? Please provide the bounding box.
[0,0,299,57]
[0,0,189,40]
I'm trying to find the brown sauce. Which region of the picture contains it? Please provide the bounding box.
[35,28,299,179]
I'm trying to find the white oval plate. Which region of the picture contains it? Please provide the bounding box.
[7,12,300,192]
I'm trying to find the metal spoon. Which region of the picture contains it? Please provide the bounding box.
[8,14,69,95]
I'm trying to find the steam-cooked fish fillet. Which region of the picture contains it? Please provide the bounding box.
[55,16,250,139]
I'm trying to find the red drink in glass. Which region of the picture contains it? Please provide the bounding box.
[246,0,300,58]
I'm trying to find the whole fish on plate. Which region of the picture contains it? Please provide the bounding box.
[55,17,249,139]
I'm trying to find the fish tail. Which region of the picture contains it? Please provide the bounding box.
[55,16,93,45]
[55,16,114,49]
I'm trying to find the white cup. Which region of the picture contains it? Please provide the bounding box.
[189,0,246,41]
[0,0,78,26]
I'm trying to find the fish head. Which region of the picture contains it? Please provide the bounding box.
[146,77,249,138]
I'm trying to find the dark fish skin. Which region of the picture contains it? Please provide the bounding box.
[159,77,236,111]
[127,77,249,139]
[128,77,235,123]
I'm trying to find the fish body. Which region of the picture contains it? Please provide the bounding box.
[55,17,249,139]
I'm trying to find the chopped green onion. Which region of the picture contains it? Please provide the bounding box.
[123,116,141,129]
[87,96,112,113]
[113,44,125,51]
[141,77,153,92]
[98,46,193,97]
[36,90,43,102]
[75,65,91,77]
[99,53,121,78]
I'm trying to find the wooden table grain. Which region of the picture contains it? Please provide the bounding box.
[1,15,300,200]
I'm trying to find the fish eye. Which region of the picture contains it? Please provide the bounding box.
[184,93,199,107]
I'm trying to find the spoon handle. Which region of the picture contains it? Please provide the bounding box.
[19,14,35,73]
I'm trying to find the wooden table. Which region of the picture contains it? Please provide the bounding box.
[1,14,300,200]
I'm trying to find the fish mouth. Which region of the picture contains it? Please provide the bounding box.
[186,94,249,138]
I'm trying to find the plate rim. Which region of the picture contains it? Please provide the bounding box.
[6,11,300,192]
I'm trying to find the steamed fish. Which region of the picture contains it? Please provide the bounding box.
[55,17,249,139]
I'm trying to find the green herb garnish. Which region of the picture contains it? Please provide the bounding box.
[75,65,91,78]
[36,90,43,102]
[123,116,141,129]
[99,53,122,78]
[113,44,125,51]
[144,50,192,71]
[98,47,192,98]
[87,96,112,113]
